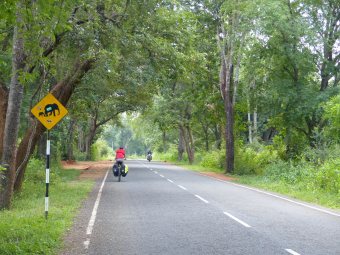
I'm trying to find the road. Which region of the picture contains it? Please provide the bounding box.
[65,160,340,255]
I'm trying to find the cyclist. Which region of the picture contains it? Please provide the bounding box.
[115,146,126,163]
[113,146,126,176]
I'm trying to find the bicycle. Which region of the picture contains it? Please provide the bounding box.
[117,162,123,182]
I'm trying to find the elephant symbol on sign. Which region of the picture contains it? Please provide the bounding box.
[44,103,60,117]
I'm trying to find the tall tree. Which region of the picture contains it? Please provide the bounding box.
[0,0,26,209]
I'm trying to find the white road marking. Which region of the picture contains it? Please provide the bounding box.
[285,249,301,255]
[84,170,109,249]
[84,239,90,249]
[203,175,340,218]
[178,185,187,190]
[195,195,209,204]
[167,179,174,183]
[160,174,165,178]
[223,212,251,228]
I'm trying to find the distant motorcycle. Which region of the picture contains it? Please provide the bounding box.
[147,153,152,162]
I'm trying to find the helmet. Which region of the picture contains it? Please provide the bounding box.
[119,146,124,149]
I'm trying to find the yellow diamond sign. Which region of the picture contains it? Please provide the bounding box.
[31,93,68,130]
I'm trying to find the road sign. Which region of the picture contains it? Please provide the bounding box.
[31,93,68,130]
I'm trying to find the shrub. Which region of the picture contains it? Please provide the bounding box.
[157,146,180,162]
[234,145,278,175]
[24,158,61,184]
[200,150,224,170]
[263,160,313,185]
[314,159,340,194]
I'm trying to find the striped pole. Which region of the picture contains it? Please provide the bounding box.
[45,131,50,219]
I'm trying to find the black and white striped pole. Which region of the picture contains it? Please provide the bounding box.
[45,130,50,219]
[30,93,68,219]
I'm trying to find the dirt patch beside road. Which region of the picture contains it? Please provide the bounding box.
[61,160,113,180]
[199,172,237,182]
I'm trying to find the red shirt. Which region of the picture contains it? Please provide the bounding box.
[115,148,125,159]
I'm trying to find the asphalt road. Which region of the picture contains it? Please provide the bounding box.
[82,160,340,255]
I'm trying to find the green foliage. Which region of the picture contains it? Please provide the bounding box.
[92,139,112,160]
[0,160,93,255]
[322,95,340,143]
[314,159,340,194]
[24,158,63,184]
[24,158,47,184]
[235,144,279,175]
[157,146,182,162]
[263,160,313,185]
[200,150,225,170]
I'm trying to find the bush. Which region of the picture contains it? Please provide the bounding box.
[314,159,340,194]
[200,150,224,170]
[25,158,60,184]
[234,145,279,175]
[263,160,312,184]
[157,146,180,162]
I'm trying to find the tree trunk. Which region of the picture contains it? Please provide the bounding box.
[219,46,234,173]
[162,131,166,153]
[85,119,97,160]
[202,123,209,151]
[180,125,195,164]
[213,124,222,150]
[35,133,46,159]
[248,112,252,144]
[67,119,75,161]
[224,94,234,173]
[0,6,26,209]
[78,125,85,152]
[0,84,9,160]
[13,59,95,191]
[253,108,258,141]
[178,127,185,161]
[247,98,252,144]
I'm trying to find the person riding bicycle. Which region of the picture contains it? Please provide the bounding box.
[115,146,126,163]
[113,146,126,176]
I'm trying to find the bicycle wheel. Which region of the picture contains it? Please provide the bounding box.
[118,166,121,182]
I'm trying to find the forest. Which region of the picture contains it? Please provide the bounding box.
[0,0,339,211]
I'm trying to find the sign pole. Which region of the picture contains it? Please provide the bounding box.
[45,130,50,219]
[31,93,68,218]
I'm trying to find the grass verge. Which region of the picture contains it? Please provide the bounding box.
[0,168,94,255]
[170,160,340,210]
[235,175,340,210]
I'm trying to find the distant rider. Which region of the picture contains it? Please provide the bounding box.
[113,146,126,176]
[147,149,152,161]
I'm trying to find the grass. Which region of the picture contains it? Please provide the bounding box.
[235,175,340,210]
[163,157,340,210]
[0,167,94,255]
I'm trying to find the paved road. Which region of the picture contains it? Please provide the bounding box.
[84,160,340,255]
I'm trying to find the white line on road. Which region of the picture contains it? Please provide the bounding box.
[84,170,109,249]
[178,185,187,190]
[203,175,340,218]
[84,239,90,249]
[195,195,209,204]
[285,249,301,255]
[160,174,164,178]
[223,212,251,228]
[167,179,174,183]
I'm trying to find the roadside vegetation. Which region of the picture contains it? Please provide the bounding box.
[151,145,340,210]
[0,1,339,252]
[0,159,93,255]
